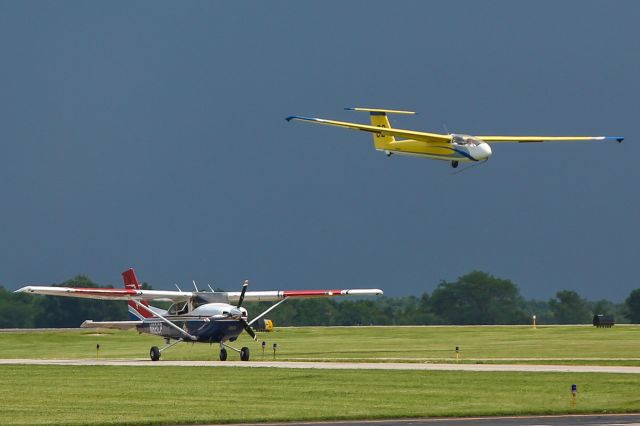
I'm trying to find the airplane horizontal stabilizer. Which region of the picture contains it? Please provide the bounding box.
[81,320,142,330]
[345,107,416,115]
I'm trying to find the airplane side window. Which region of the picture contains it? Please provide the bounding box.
[179,302,189,315]
[168,301,188,315]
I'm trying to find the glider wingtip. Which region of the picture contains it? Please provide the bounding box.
[285,115,318,123]
[603,136,625,143]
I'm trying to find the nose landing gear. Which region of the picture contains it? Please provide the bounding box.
[451,161,459,168]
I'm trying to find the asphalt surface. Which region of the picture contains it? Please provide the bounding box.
[197,414,640,426]
[1,358,640,374]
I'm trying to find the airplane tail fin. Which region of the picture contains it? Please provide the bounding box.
[122,268,154,320]
[122,268,141,290]
[345,108,415,151]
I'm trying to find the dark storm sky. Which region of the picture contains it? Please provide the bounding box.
[1,1,638,301]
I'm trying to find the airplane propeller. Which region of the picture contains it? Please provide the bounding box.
[240,317,257,340]
[237,280,248,309]
[228,279,257,341]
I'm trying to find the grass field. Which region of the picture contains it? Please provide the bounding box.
[1,326,639,425]
[1,325,639,365]
[0,365,639,425]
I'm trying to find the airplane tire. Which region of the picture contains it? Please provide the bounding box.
[219,348,227,361]
[451,161,459,169]
[240,347,250,361]
[150,346,160,361]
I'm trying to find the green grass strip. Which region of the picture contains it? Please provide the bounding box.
[1,326,639,365]
[1,365,639,425]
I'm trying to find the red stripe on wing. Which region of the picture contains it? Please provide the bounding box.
[282,290,343,297]
[69,288,139,297]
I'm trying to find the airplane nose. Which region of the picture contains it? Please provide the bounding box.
[228,307,243,318]
[477,142,492,160]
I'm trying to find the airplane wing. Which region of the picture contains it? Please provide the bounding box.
[286,116,451,144]
[81,320,142,330]
[15,286,193,302]
[16,285,382,303]
[226,288,383,303]
[478,135,624,143]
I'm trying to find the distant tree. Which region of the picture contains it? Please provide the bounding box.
[290,299,339,326]
[521,299,553,324]
[390,294,442,325]
[370,297,405,325]
[0,286,40,328]
[333,300,384,325]
[34,275,128,327]
[625,289,640,323]
[548,290,592,324]
[429,271,528,325]
[5,271,630,328]
[589,299,627,322]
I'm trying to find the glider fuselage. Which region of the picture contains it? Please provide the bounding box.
[383,137,492,162]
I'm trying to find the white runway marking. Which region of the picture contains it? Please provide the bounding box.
[1,358,639,373]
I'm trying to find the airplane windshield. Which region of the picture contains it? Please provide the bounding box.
[451,134,483,146]
[192,295,210,308]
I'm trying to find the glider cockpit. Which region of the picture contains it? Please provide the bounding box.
[451,134,484,146]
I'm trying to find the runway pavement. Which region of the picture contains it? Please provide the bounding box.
[1,358,640,373]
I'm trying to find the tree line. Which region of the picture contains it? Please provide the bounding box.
[1,271,639,328]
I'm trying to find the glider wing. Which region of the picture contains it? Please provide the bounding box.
[478,135,624,143]
[286,116,451,144]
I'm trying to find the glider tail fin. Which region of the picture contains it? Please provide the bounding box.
[122,268,153,320]
[345,108,415,151]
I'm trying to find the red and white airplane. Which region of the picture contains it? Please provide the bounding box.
[16,268,383,361]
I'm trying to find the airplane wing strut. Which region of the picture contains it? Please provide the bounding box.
[248,297,289,326]
[133,300,197,341]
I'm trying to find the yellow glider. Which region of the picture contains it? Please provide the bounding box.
[285,108,624,168]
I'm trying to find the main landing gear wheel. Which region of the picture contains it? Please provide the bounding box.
[150,346,160,361]
[451,161,459,169]
[219,348,228,361]
[240,347,250,361]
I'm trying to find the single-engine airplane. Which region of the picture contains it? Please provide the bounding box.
[286,108,624,168]
[16,268,383,361]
